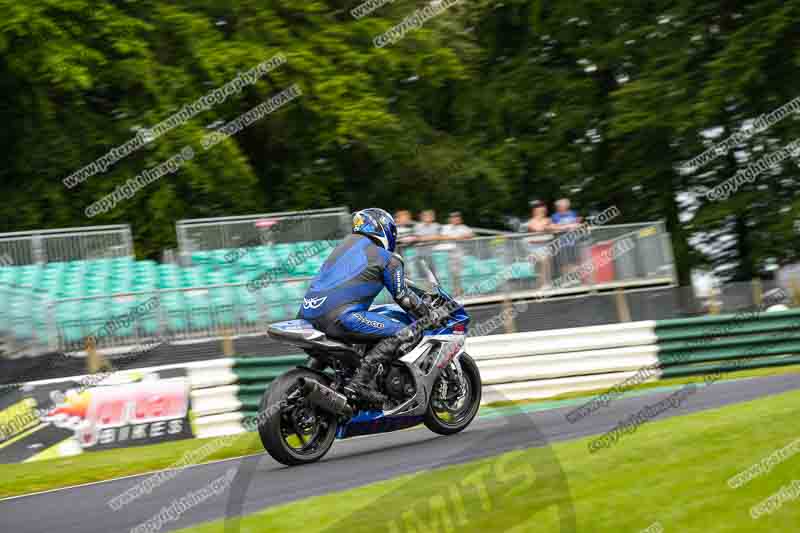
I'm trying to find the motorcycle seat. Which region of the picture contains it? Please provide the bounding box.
[267,319,358,353]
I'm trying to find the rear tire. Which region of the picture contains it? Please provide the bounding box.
[424,352,482,435]
[258,368,338,466]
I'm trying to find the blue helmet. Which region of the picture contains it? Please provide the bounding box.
[352,208,397,252]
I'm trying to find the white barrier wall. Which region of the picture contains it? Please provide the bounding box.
[466,320,658,360]
[188,320,662,438]
[11,321,662,440]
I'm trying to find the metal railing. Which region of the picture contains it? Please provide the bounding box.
[176,207,351,264]
[0,225,133,265]
[40,221,674,351]
[400,220,676,301]
[0,284,54,355]
[19,277,793,355]
[49,280,314,352]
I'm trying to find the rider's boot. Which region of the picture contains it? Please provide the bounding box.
[346,340,397,408]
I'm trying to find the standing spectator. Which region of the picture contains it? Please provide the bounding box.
[525,200,553,288]
[394,209,416,250]
[526,200,552,233]
[551,198,582,228]
[551,198,583,281]
[440,211,474,296]
[414,209,441,239]
[414,209,441,277]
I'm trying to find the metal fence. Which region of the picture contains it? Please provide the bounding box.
[399,220,676,302]
[49,280,314,352]
[176,207,351,264]
[0,284,54,356]
[41,221,675,351]
[0,225,133,265]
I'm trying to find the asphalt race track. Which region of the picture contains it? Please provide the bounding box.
[2,373,800,533]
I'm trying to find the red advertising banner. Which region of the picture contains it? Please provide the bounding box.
[0,368,193,463]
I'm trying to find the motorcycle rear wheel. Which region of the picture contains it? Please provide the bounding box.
[258,368,338,466]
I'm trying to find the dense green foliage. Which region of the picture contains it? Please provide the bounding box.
[1,0,799,282]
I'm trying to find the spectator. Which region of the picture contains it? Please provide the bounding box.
[525,200,553,288]
[551,198,583,280]
[441,211,473,241]
[551,198,582,229]
[526,200,552,233]
[440,211,474,296]
[394,209,416,250]
[414,209,441,241]
[414,209,441,277]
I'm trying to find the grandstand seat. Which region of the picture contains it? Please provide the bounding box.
[283,281,307,306]
[161,291,187,333]
[209,286,235,328]
[510,261,534,279]
[81,299,109,336]
[181,266,207,288]
[235,286,259,324]
[136,294,161,336]
[254,285,288,321]
[55,300,83,343]
[205,268,227,286]
[184,289,211,330]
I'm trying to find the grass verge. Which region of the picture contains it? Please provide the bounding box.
[177,386,800,533]
[0,432,264,499]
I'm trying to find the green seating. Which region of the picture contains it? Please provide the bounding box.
[185,289,211,330]
[7,241,535,347]
[161,292,187,332]
[82,300,108,334]
[135,294,161,335]
[510,261,534,279]
[209,286,235,327]
[235,287,259,324]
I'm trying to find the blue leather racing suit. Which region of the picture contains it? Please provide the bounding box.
[298,234,424,345]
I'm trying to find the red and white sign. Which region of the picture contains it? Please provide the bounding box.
[43,376,190,448]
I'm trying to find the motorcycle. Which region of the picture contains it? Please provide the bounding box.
[258,263,482,466]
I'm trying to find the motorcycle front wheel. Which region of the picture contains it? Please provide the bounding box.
[424,352,482,435]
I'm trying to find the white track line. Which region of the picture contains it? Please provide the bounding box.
[0,426,427,503]
[0,451,267,503]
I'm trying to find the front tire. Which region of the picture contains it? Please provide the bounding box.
[258,368,338,466]
[424,352,482,435]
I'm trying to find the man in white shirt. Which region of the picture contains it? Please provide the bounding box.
[414,209,441,241]
[412,209,441,278]
[440,211,474,241]
[439,211,474,296]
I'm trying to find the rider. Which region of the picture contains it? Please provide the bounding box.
[298,208,444,407]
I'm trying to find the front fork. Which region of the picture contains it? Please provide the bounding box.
[435,355,467,405]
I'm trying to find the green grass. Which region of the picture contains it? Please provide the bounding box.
[0,432,265,499]
[176,386,800,533]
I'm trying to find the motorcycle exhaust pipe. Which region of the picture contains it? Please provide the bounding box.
[298,378,353,418]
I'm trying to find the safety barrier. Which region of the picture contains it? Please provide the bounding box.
[0,219,675,352]
[0,224,133,265]
[654,308,800,377]
[401,220,676,299]
[176,207,351,261]
[186,307,800,437]
[8,308,799,445]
